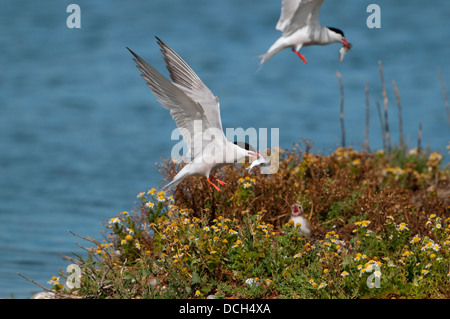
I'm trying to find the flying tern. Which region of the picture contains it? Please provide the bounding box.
[128,37,266,191]
[259,0,352,65]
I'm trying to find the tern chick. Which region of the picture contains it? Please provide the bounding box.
[290,202,311,237]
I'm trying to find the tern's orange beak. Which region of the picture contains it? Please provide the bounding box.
[342,38,352,49]
[249,152,262,159]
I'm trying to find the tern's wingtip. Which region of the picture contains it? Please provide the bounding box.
[126,47,138,58]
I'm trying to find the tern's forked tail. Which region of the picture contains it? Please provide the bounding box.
[258,42,287,66]
[163,166,191,190]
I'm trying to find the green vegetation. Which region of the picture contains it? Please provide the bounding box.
[46,143,450,299]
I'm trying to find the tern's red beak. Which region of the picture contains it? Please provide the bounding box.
[342,38,352,49]
[249,152,262,159]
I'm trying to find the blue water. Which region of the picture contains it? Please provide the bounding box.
[0,0,449,298]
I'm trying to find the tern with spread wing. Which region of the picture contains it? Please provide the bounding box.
[259,0,352,65]
[128,37,265,191]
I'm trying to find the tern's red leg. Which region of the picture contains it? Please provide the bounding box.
[211,176,227,185]
[292,48,307,64]
[207,178,221,191]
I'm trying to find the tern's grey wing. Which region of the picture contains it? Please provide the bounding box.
[128,47,213,159]
[276,0,302,32]
[156,37,223,133]
[279,0,324,35]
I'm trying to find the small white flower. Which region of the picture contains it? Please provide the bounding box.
[137,192,145,199]
[243,182,252,189]
[318,283,327,289]
[109,217,120,224]
[245,278,259,287]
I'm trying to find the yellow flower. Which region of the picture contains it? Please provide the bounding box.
[125,234,133,241]
[364,263,373,272]
[48,276,60,285]
[396,222,409,231]
[195,290,201,296]
[148,188,156,195]
[354,253,366,261]
[243,182,252,189]
[411,235,420,244]
[428,152,442,162]
[109,217,120,224]
[341,271,349,277]
[157,190,165,197]
[318,282,327,289]
[323,269,329,274]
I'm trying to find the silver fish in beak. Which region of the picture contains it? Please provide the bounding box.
[247,156,267,172]
[339,42,352,62]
